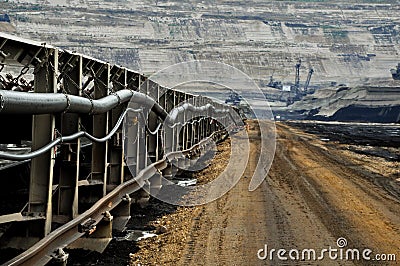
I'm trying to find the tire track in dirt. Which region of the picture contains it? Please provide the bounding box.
[275,123,400,264]
[179,121,346,265]
[130,121,399,265]
[178,121,399,265]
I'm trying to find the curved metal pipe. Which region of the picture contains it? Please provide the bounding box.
[0,108,142,160]
[0,89,168,117]
[0,88,231,126]
[0,90,70,114]
[167,103,230,125]
[0,89,235,161]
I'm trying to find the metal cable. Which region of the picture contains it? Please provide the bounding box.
[0,109,229,161]
[0,108,142,161]
[0,90,234,160]
[145,120,163,136]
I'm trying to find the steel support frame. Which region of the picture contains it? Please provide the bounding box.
[55,54,82,224]
[0,33,238,264]
[107,67,126,192]
[91,63,110,198]
[27,48,58,239]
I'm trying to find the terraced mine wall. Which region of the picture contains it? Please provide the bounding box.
[2,0,400,86]
[284,85,400,123]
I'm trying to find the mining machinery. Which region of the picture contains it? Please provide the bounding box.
[391,63,400,80]
[303,68,314,93]
[294,59,301,91]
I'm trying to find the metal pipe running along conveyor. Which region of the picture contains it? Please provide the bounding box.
[0,33,242,265]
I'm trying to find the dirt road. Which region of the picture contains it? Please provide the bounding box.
[129,121,399,265]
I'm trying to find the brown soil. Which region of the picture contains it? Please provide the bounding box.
[126,120,400,265]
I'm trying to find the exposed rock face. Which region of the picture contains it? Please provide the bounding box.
[0,22,15,33]
[2,1,400,86]
[288,83,400,122]
[1,1,400,122]
[329,105,400,122]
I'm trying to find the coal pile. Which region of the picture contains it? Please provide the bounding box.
[287,121,400,161]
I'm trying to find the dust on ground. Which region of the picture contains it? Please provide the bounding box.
[69,120,399,265]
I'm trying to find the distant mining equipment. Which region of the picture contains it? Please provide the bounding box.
[267,59,314,106]
[224,91,253,119]
[391,63,400,80]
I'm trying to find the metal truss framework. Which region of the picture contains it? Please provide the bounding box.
[0,33,240,265]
